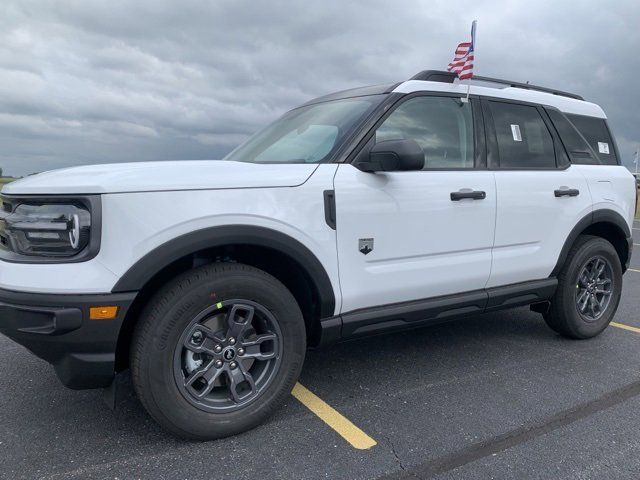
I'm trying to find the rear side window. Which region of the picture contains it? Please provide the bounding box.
[546,109,598,165]
[489,101,556,169]
[566,114,618,165]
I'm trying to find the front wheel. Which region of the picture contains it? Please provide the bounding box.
[544,235,622,339]
[131,263,306,440]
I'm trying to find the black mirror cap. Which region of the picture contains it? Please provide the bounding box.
[356,139,425,172]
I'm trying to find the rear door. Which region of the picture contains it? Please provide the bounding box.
[483,98,592,288]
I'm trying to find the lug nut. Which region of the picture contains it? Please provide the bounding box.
[237,348,245,356]
[229,361,237,369]
[214,360,223,368]
[191,331,204,344]
[228,337,236,345]
[214,344,222,353]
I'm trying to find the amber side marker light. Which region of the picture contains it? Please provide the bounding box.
[89,306,119,320]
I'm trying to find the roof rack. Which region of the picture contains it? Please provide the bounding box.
[409,70,584,101]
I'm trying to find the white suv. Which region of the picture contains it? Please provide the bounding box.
[0,70,636,439]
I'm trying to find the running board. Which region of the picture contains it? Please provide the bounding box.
[318,278,558,344]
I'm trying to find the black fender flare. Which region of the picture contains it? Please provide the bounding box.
[550,209,632,276]
[111,225,336,318]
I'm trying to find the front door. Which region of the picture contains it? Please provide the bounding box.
[333,94,497,314]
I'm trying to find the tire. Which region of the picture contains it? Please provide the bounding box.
[130,263,306,440]
[544,235,622,339]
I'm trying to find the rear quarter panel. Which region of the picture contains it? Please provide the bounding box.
[575,165,637,230]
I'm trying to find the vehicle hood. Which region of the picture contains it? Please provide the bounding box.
[1,160,318,195]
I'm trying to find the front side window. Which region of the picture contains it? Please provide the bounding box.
[374,96,474,169]
[490,101,556,169]
[225,95,384,164]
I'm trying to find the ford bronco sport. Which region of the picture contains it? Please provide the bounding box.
[0,70,636,439]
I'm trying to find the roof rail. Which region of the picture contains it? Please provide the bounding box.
[471,75,584,101]
[409,70,584,101]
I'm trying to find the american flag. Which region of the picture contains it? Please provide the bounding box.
[447,21,477,80]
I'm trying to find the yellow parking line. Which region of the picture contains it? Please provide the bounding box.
[611,322,640,334]
[292,382,377,450]
[629,268,640,273]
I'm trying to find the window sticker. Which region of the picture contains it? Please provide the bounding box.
[598,142,610,154]
[510,124,522,142]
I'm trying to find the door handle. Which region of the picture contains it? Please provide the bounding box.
[450,190,486,201]
[554,188,580,198]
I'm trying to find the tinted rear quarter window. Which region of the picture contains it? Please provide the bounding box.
[546,109,599,165]
[566,114,618,165]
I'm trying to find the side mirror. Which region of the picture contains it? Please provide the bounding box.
[355,139,425,173]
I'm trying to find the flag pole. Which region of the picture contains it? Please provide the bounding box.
[466,20,477,102]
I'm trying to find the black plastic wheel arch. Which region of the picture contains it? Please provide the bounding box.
[551,209,632,276]
[111,225,336,319]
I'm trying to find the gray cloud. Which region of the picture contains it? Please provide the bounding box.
[0,0,638,177]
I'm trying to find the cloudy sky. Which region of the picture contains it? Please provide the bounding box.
[1,0,638,177]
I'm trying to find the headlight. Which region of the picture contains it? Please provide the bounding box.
[0,196,101,262]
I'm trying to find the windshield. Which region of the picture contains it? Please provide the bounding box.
[225,95,385,164]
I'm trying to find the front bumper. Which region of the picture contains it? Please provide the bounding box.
[0,288,136,389]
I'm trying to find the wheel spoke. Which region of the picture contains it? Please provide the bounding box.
[594,259,606,279]
[588,296,598,317]
[578,270,590,287]
[227,363,256,403]
[185,360,224,398]
[577,290,590,312]
[241,333,278,361]
[183,324,224,355]
[226,304,255,340]
[585,261,595,281]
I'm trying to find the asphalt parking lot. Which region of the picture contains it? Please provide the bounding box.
[1,221,640,480]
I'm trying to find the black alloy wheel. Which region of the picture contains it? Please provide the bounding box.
[174,300,283,412]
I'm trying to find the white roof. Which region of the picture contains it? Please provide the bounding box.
[393,80,606,118]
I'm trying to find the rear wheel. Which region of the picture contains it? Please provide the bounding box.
[544,235,622,339]
[131,263,306,440]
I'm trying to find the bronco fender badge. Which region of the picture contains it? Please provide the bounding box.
[359,238,374,255]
